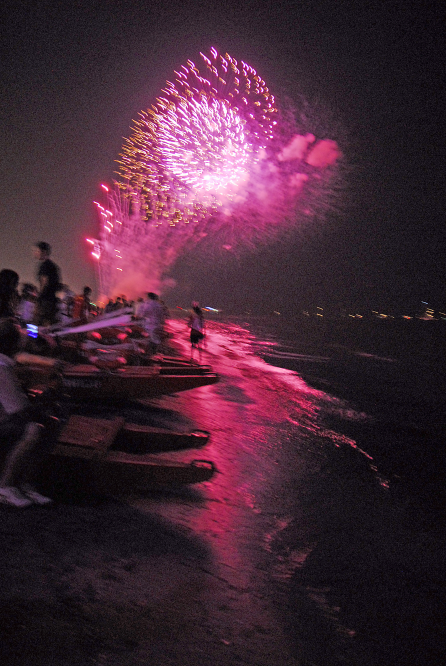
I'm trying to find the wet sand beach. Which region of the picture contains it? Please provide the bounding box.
[0,317,445,665]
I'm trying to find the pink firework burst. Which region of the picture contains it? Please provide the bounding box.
[92,48,342,298]
[116,49,277,225]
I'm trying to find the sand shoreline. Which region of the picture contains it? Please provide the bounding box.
[1,318,444,665]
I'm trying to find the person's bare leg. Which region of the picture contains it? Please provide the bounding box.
[0,422,40,487]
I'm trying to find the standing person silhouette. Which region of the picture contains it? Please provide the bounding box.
[72,286,92,322]
[140,292,164,355]
[188,302,205,363]
[33,242,61,326]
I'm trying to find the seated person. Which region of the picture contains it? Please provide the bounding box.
[17,283,37,326]
[0,318,52,507]
[0,269,20,319]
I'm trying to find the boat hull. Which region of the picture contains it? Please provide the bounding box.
[43,415,216,492]
[46,452,216,491]
[61,365,219,400]
[18,363,219,401]
[54,415,210,454]
[93,455,215,490]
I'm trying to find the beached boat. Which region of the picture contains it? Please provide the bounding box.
[16,355,219,402]
[45,415,216,490]
[60,416,211,453]
[59,364,219,401]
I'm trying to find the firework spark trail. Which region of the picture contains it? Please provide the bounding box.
[91,48,342,299]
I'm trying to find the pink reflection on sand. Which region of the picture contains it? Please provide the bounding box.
[146,319,389,597]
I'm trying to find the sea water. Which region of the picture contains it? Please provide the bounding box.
[164,313,446,664]
[204,312,446,487]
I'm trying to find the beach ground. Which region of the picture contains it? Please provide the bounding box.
[0,318,444,666]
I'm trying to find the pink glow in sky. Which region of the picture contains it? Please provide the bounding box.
[94,49,342,298]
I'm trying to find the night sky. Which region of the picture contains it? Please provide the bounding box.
[1,0,444,314]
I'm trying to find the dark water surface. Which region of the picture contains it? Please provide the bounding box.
[231,313,446,481]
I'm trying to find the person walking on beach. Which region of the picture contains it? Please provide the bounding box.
[0,319,52,507]
[188,302,205,363]
[34,242,61,326]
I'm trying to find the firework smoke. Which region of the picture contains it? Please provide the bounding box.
[92,48,342,299]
